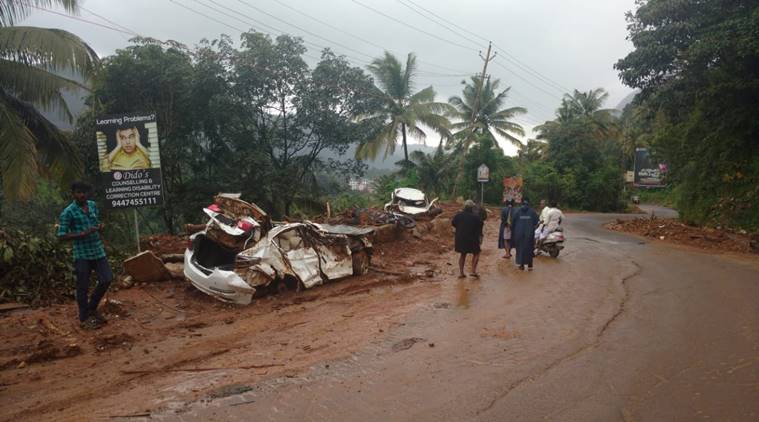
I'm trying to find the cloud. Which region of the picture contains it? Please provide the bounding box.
[22,0,637,155]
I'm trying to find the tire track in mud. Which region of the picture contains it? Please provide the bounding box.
[178,235,635,421]
[476,258,642,416]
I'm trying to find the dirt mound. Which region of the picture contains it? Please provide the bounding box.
[140,234,188,256]
[0,340,81,370]
[607,218,754,254]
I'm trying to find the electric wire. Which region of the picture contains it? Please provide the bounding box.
[78,5,140,37]
[20,3,137,36]
[235,0,475,74]
[350,0,479,53]
[175,0,471,76]
[492,43,572,95]
[395,0,482,49]
[232,0,377,62]
[491,59,564,102]
[266,0,472,74]
[168,0,247,34]
[506,88,558,120]
[401,0,572,94]
[182,0,333,63]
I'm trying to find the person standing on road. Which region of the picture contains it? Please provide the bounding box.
[57,181,113,330]
[511,198,539,271]
[498,199,514,258]
[452,200,483,278]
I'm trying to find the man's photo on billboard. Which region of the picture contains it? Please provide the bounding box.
[99,123,152,171]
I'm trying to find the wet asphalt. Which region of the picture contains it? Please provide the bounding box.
[161,209,759,421]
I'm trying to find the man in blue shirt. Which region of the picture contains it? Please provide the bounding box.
[57,181,113,329]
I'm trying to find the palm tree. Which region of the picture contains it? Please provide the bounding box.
[447,76,527,150]
[1,0,98,200]
[536,89,618,140]
[409,145,453,197]
[356,52,452,163]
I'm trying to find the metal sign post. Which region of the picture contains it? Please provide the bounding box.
[477,164,490,204]
[134,208,140,253]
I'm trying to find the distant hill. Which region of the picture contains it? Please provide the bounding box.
[615,91,639,111]
[320,143,439,171]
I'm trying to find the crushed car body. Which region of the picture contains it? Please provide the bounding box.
[384,187,442,218]
[184,195,373,305]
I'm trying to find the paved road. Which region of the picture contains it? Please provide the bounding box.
[166,211,759,421]
[637,204,679,219]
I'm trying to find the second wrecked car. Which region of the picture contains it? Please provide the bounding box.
[384,187,442,218]
[184,194,373,304]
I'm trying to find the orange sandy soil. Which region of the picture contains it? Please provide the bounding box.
[0,207,463,421]
[606,217,756,255]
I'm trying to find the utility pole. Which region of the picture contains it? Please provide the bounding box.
[470,42,497,128]
[453,42,497,200]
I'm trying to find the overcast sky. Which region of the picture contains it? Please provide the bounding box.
[23,0,637,155]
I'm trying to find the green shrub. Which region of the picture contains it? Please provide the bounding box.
[0,230,75,305]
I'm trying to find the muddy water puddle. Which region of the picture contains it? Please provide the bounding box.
[454,278,484,309]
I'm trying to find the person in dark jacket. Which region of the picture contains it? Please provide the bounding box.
[498,199,514,258]
[452,200,483,278]
[511,198,539,271]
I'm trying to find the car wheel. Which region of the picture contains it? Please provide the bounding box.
[352,250,370,275]
[396,215,416,229]
[276,276,301,294]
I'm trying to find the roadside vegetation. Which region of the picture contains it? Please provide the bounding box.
[1,0,758,305]
[615,0,759,230]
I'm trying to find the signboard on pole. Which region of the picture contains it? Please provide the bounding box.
[633,148,666,187]
[477,164,490,183]
[96,112,163,209]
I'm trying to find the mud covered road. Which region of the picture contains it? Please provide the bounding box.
[2,210,758,421]
[169,211,759,422]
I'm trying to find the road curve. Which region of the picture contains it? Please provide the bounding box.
[164,211,759,421]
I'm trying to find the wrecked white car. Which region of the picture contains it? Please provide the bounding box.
[184,195,373,305]
[384,187,441,218]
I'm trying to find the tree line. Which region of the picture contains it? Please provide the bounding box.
[614,0,759,230]
[3,0,756,238]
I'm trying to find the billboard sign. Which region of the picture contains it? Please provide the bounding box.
[633,148,666,187]
[96,112,163,209]
[502,176,523,203]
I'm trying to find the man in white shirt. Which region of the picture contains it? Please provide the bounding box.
[544,201,564,233]
[536,200,564,246]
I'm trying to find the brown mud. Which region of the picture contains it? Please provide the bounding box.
[0,205,461,421]
[607,216,755,254]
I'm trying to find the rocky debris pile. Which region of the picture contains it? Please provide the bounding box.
[607,217,754,254]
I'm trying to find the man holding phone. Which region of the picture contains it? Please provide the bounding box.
[57,181,113,330]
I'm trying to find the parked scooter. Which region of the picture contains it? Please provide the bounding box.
[535,227,565,258]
